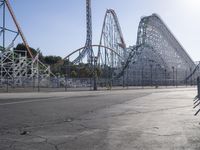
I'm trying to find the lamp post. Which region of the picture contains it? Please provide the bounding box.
[37,74,40,92]
[68,58,71,89]
[142,67,144,88]
[65,58,69,91]
[172,66,175,86]
[6,76,8,92]
[93,56,98,91]
[121,61,125,88]
[150,64,153,86]
[127,65,129,89]
[190,67,192,86]
[185,70,187,87]
[176,68,177,87]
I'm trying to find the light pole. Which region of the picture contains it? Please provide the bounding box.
[185,70,187,87]
[172,66,175,86]
[176,68,177,87]
[68,58,71,89]
[190,67,192,86]
[121,61,125,88]
[37,74,40,92]
[65,58,69,91]
[6,76,8,92]
[150,64,153,86]
[127,65,129,89]
[164,69,167,87]
[93,56,98,91]
[142,67,144,88]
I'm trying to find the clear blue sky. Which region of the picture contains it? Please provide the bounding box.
[6,0,200,61]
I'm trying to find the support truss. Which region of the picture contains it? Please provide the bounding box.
[66,4,197,86]
[125,14,197,85]
[73,0,93,64]
[0,0,54,88]
[98,9,127,79]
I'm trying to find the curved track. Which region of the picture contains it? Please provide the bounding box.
[66,10,197,83]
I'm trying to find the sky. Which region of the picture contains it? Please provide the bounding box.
[2,0,200,61]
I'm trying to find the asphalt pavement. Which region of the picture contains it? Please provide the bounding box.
[0,87,199,150]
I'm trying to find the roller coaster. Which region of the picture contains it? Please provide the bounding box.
[0,0,54,89]
[65,0,198,89]
[0,0,199,90]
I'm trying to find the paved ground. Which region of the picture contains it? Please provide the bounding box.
[0,87,200,150]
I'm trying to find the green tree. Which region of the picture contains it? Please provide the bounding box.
[44,56,62,65]
[14,43,38,58]
[71,70,77,78]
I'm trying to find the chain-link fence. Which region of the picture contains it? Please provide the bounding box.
[0,75,197,93]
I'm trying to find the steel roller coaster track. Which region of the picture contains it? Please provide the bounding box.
[66,1,197,83]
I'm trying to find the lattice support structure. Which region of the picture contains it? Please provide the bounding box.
[98,9,126,79]
[66,4,198,87]
[0,50,52,87]
[0,0,53,88]
[124,14,197,86]
[73,0,93,64]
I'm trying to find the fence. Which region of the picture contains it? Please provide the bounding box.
[0,75,197,93]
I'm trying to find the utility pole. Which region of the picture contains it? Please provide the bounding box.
[93,56,97,91]
[172,66,175,86]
